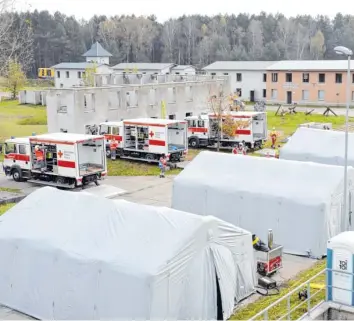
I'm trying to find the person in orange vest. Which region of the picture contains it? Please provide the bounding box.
[35,145,45,170]
[270,127,278,149]
[110,138,118,160]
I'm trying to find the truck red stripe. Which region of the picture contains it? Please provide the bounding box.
[188,127,208,133]
[105,134,123,141]
[58,160,76,168]
[236,129,251,135]
[4,154,30,161]
[149,140,166,146]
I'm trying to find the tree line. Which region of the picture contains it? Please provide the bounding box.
[2,7,354,77]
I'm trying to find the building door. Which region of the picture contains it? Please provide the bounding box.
[250,90,255,102]
[286,91,292,104]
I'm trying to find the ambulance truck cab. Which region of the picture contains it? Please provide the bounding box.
[2,133,107,188]
[99,118,188,163]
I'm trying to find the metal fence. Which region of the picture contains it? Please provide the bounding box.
[249,269,326,320]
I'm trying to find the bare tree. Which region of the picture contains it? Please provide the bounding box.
[248,20,264,59]
[310,30,326,60]
[0,0,33,75]
[162,19,179,62]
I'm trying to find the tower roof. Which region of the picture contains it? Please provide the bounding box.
[82,41,112,57]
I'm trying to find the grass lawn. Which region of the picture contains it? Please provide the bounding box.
[0,203,15,215]
[0,100,47,143]
[231,260,326,320]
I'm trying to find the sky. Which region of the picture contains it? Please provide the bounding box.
[15,0,354,22]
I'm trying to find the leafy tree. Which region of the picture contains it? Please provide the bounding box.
[83,63,97,87]
[5,59,26,99]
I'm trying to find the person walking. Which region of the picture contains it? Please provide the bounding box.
[159,154,167,178]
[270,127,278,149]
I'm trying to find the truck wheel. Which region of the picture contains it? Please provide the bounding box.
[146,154,155,163]
[189,138,199,148]
[12,168,22,182]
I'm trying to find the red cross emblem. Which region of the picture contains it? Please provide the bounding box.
[149,131,154,138]
[58,150,63,158]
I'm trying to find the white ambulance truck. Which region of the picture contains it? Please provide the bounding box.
[99,118,188,163]
[185,111,267,150]
[2,133,107,188]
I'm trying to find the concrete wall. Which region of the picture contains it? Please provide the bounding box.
[19,90,48,105]
[46,77,229,134]
[54,65,112,89]
[112,66,172,75]
[266,70,354,106]
[205,70,267,101]
[171,67,196,75]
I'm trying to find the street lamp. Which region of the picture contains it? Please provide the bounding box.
[334,46,353,230]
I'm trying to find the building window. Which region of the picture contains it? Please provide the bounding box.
[303,73,309,83]
[263,74,267,82]
[169,114,176,120]
[335,73,342,84]
[186,86,193,102]
[318,90,325,101]
[271,89,277,99]
[186,112,193,117]
[302,90,309,100]
[211,72,216,76]
[286,73,292,83]
[78,71,82,78]
[236,73,242,82]
[223,73,229,75]
[318,73,325,83]
[263,89,266,98]
[271,73,278,82]
[57,71,60,78]
[18,144,26,154]
[66,71,69,78]
[236,88,242,97]
[168,87,176,104]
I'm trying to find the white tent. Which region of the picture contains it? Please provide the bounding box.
[0,187,255,320]
[172,151,354,258]
[280,127,354,166]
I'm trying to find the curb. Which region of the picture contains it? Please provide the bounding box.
[0,194,26,205]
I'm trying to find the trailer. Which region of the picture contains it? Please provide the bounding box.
[99,118,188,163]
[185,111,267,150]
[2,133,107,189]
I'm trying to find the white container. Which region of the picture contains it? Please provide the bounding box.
[327,231,354,306]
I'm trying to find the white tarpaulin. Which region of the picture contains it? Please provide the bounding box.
[172,151,354,258]
[280,127,354,166]
[0,187,255,320]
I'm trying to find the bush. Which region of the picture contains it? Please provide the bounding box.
[17,115,47,125]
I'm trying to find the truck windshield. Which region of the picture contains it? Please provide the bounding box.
[4,143,16,154]
[99,124,108,135]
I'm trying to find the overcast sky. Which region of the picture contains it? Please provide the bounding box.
[16,0,352,22]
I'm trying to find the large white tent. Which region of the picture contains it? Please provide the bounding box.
[0,187,256,320]
[280,127,354,166]
[172,151,354,258]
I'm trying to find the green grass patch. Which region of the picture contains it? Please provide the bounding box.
[0,187,21,193]
[0,100,47,143]
[231,260,326,320]
[0,203,16,215]
[107,159,181,176]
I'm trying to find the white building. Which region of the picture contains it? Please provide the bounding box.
[82,41,113,64]
[203,61,276,102]
[46,74,228,134]
[171,65,196,75]
[112,63,175,75]
[51,62,111,89]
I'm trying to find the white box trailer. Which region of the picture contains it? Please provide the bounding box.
[185,111,267,150]
[99,118,188,163]
[280,127,354,167]
[172,151,354,258]
[2,133,107,188]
